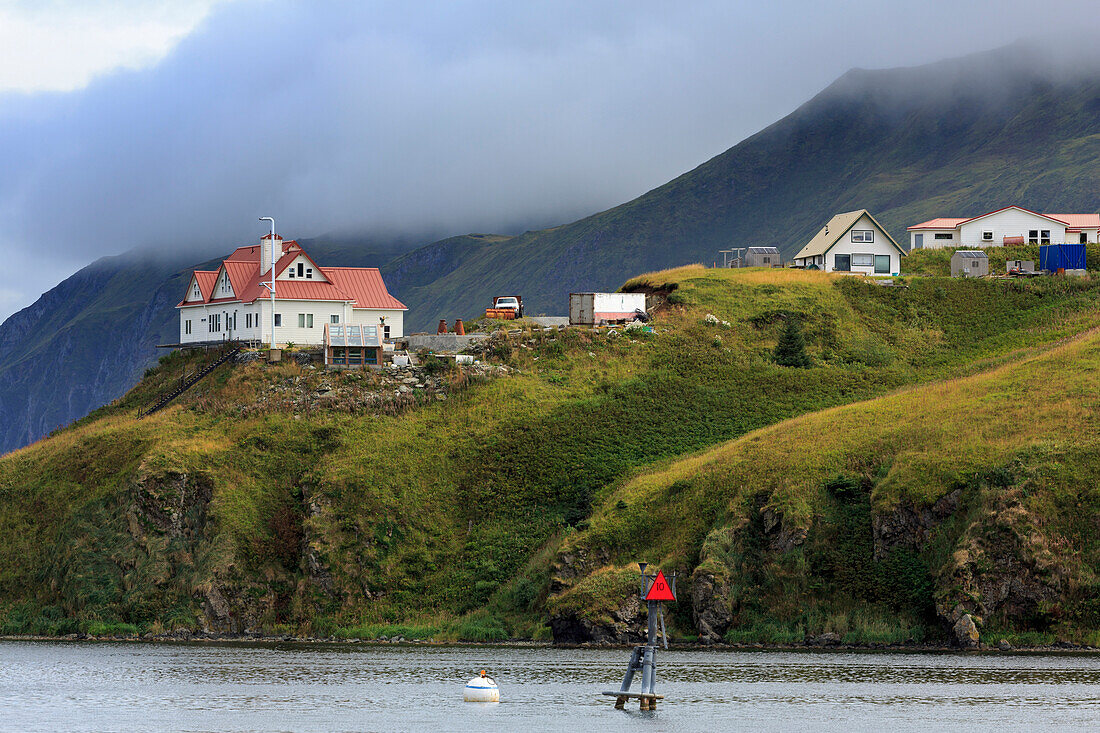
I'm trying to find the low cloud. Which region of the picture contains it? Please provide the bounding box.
[1,0,1098,322]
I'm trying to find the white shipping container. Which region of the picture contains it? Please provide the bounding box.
[569,292,646,325]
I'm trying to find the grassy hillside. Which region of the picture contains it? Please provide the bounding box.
[7,43,1100,455]
[3,266,1100,645]
[554,318,1100,647]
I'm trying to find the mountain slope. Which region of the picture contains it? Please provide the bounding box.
[5,43,1100,453]
[394,44,1100,321]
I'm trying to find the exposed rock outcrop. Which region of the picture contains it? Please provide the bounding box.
[549,592,644,645]
[760,506,807,552]
[872,489,960,561]
[936,489,1064,638]
[691,569,733,644]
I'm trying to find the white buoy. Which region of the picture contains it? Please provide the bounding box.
[464,670,500,702]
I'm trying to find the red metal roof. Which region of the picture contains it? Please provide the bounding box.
[194,271,218,299]
[1046,214,1100,230]
[178,240,405,310]
[177,270,219,306]
[907,218,968,230]
[326,267,407,310]
[223,260,258,297]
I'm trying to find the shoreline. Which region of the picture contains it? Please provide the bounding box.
[1,634,1097,654]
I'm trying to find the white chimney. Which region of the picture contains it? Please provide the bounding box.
[260,233,283,274]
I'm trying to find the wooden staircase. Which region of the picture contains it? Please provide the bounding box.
[139,346,241,418]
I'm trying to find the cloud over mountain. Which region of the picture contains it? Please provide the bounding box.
[2,0,1099,323]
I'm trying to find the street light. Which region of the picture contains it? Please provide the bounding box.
[259,217,276,350]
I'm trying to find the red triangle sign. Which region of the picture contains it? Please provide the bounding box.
[645,570,676,601]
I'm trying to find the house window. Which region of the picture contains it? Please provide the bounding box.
[383,325,391,339]
[1081,233,1088,244]
[833,254,851,272]
[852,254,874,267]
[306,268,313,279]
[288,269,295,278]
[274,314,282,327]
[366,349,378,365]
[192,285,200,299]
[298,313,314,328]
[934,233,953,240]
[1029,229,1039,244]
[1041,230,1051,244]
[185,320,191,335]
[851,230,874,243]
[874,255,891,274]
[331,315,340,324]
[982,230,994,241]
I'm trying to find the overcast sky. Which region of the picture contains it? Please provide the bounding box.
[1,0,1099,323]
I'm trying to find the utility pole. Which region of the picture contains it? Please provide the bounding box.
[259,217,276,350]
[718,247,746,268]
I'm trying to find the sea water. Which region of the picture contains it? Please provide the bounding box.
[0,641,1097,732]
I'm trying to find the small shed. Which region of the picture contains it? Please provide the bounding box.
[744,247,781,268]
[324,323,383,367]
[951,250,988,278]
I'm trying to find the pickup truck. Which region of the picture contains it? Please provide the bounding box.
[485,295,523,320]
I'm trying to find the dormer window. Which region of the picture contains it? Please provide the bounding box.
[297,263,304,278]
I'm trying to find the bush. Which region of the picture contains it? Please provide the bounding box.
[422,354,455,375]
[773,318,811,368]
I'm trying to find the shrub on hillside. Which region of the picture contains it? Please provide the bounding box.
[774,318,811,368]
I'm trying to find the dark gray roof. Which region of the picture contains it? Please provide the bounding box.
[954,250,988,259]
[747,247,780,254]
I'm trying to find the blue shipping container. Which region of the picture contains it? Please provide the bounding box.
[1039,243,1087,271]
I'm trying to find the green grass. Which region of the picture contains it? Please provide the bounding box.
[4,266,1100,644]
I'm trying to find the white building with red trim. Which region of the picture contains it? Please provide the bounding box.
[908,206,1099,250]
[177,234,407,346]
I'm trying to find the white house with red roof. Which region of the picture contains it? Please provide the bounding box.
[908,206,1099,250]
[177,234,407,346]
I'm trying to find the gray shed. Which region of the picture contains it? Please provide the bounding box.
[951,250,989,278]
[744,247,781,268]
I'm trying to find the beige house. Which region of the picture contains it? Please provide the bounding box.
[792,210,905,275]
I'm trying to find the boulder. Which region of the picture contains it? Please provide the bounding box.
[953,613,980,649]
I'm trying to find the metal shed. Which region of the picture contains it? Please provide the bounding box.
[744,247,781,268]
[1039,243,1087,274]
[951,250,989,278]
